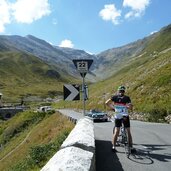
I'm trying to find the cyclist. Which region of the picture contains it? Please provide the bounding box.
[105,85,136,153]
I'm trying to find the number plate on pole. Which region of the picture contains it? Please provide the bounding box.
[72,59,93,77]
[77,61,88,73]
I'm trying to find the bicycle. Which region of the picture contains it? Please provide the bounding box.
[113,105,131,158]
[117,116,131,158]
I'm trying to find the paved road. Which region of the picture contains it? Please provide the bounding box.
[95,120,171,171]
[58,109,171,171]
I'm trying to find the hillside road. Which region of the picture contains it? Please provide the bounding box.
[95,120,171,171]
[58,109,171,171]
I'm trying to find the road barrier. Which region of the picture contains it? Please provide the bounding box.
[41,117,95,171]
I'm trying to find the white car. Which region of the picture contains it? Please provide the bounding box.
[37,106,53,112]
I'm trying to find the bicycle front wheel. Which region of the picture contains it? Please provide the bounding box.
[125,143,131,158]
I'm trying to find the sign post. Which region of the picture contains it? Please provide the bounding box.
[82,74,86,115]
[73,59,93,115]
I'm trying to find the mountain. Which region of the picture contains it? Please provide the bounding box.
[1,23,170,171]
[54,24,171,122]
[0,35,97,77]
[0,50,78,102]
[1,24,171,81]
[0,35,97,101]
[94,33,154,79]
[95,24,171,80]
[87,24,171,121]
[0,24,171,104]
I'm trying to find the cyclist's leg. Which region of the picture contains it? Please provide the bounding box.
[123,116,133,147]
[113,127,120,145]
[126,127,133,147]
[112,119,121,147]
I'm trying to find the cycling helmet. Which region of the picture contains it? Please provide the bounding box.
[117,85,126,91]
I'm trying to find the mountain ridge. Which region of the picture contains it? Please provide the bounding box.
[0,34,99,84]
[0,23,171,101]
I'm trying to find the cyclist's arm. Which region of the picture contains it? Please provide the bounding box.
[105,98,115,110]
[125,96,133,111]
[126,103,133,111]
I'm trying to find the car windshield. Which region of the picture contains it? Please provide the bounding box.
[90,109,101,113]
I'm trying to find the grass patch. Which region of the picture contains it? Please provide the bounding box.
[0,111,75,171]
[9,131,69,171]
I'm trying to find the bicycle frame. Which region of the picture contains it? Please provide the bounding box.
[113,105,131,157]
[117,117,131,158]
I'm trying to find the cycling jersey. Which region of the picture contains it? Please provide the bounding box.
[114,105,128,119]
[111,94,131,120]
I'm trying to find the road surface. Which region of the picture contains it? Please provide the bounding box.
[95,120,171,171]
[58,109,171,171]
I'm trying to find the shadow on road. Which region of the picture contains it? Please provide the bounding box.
[95,140,124,171]
[95,141,171,170]
[129,144,171,164]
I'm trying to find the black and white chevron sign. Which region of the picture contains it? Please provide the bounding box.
[63,84,80,101]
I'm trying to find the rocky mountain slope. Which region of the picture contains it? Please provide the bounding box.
[87,24,171,121]
[0,35,97,77]
[55,24,171,122]
[0,24,170,102]
[0,35,96,101]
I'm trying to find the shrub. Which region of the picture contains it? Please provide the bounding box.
[145,108,168,122]
[29,143,53,167]
[9,130,70,170]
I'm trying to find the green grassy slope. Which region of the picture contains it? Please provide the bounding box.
[55,24,171,122]
[143,24,171,54]
[0,51,77,170]
[90,48,171,111]
[87,25,171,122]
[0,24,170,171]
[0,51,77,102]
[0,110,74,171]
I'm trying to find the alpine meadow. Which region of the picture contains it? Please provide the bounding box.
[0,23,171,170]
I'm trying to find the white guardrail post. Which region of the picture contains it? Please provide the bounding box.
[41,117,95,171]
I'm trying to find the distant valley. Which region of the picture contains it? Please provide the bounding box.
[0,24,171,107]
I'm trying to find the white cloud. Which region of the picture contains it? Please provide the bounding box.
[0,0,51,33]
[123,0,150,19]
[99,4,121,25]
[59,39,74,48]
[0,0,10,32]
[11,0,51,23]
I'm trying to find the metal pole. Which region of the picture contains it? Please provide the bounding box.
[82,74,86,116]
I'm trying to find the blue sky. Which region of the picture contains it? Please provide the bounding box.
[0,0,171,54]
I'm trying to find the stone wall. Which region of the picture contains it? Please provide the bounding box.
[41,118,95,171]
[0,107,24,119]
